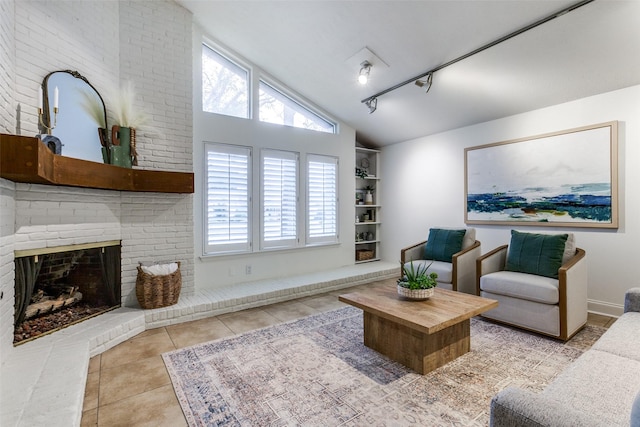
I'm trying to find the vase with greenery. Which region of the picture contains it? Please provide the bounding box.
[364,185,375,205]
[109,81,149,168]
[397,260,438,300]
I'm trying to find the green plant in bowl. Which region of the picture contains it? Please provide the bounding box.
[398,260,438,290]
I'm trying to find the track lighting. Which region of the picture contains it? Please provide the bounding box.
[360,0,594,113]
[415,73,433,93]
[358,61,372,85]
[365,97,377,114]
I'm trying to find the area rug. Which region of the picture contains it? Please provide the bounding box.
[163,306,605,426]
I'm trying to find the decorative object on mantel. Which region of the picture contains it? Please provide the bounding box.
[135,261,182,309]
[397,260,438,300]
[41,70,107,163]
[39,134,62,155]
[109,81,149,168]
[37,83,62,154]
[38,84,59,135]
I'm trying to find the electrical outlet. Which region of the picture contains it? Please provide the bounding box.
[245,265,252,275]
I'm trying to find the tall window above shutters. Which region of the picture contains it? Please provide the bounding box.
[202,44,250,119]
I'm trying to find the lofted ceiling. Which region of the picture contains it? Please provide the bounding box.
[176,0,640,147]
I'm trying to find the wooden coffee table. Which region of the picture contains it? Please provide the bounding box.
[339,285,498,374]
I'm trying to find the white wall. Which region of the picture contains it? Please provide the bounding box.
[191,29,357,289]
[382,84,640,316]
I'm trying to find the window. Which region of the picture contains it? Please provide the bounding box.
[307,155,339,245]
[261,150,299,250]
[259,81,336,133]
[202,44,250,119]
[204,143,251,254]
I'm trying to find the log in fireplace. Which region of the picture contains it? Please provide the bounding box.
[13,241,121,345]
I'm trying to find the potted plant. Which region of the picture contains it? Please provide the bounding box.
[355,167,368,179]
[397,260,438,300]
[364,185,375,205]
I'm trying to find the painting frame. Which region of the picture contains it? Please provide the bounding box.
[464,121,618,229]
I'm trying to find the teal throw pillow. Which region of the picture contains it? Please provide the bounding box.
[424,228,466,263]
[505,230,568,279]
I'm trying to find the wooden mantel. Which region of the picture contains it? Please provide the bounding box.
[0,134,194,193]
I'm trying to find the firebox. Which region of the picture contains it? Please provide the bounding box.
[13,241,122,345]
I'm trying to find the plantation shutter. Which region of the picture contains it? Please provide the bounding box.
[307,154,339,245]
[261,150,298,249]
[205,143,251,254]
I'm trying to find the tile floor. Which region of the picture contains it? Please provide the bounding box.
[80,278,617,426]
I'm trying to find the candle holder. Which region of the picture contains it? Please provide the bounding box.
[38,106,58,135]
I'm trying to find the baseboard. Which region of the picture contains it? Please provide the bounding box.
[588,298,623,318]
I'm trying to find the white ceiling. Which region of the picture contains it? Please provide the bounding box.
[176,0,640,147]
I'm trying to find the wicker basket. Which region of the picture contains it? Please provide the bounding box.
[356,249,375,261]
[136,262,182,309]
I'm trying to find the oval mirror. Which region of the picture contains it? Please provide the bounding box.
[41,70,107,163]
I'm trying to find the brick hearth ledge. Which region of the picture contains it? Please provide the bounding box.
[0,262,397,427]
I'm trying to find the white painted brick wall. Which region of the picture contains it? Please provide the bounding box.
[120,192,195,306]
[0,179,16,368]
[117,0,194,303]
[0,1,16,134]
[13,184,122,251]
[119,0,193,173]
[1,1,195,359]
[13,0,119,136]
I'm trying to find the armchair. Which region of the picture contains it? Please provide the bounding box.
[400,227,481,294]
[476,230,587,341]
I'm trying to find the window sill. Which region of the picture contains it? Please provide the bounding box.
[200,241,340,259]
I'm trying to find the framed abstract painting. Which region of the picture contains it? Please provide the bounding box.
[465,121,618,228]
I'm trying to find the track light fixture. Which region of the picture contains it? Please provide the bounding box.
[365,97,377,114]
[415,73,433,93]
[360,0,594,113]
[358,61,372,85]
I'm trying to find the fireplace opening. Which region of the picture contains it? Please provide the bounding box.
[13,242,121,345]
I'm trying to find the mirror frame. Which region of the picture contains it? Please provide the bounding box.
[41,70,109,159]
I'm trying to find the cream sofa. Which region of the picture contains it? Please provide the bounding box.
[490,288,640,427]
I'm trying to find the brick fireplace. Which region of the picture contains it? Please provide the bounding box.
[0,178,195,359]
[13,242,122,344]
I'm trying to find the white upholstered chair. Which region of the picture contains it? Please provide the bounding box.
[476,230,587,341]
[400,227,481,295]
